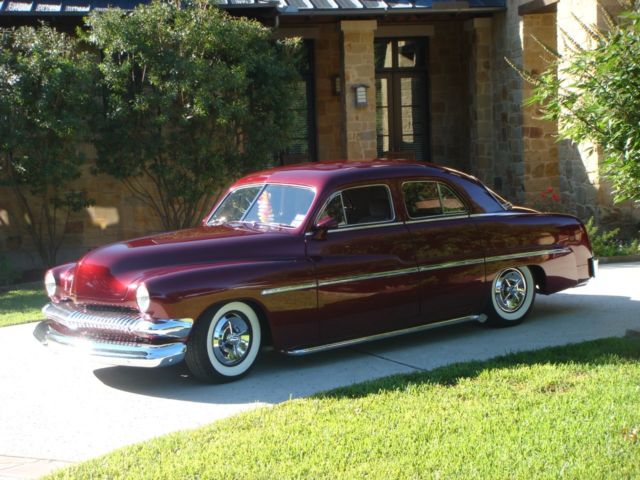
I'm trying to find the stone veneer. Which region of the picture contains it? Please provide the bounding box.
[3,2,639,273]
[314,24,343,161]
[340,20,378,160]
[521,12,560,206]
[429,21,470,171]
[488,0,526,203]
[0,168,165,270]
[467,18,495,187]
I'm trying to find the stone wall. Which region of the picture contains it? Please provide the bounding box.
[489,0,526,203]
[0,168,164,271]
[341,20,378,160]
[467,18,496,187]
[429,21,470,171]
[315,24,343,161]
[522,12,560,206]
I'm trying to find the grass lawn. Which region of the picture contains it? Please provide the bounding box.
[0,284,46,327]
[49,337,640,479]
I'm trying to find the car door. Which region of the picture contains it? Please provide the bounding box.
[305,183,421,344]
[401,179,486,324]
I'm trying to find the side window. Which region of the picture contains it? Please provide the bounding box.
[439,184,466,214]
[402,181,467,218]
[317,185,394,227]
[317,194,346,226]
[403,182,441,217]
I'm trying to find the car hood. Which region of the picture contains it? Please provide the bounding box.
[70,224,297,302]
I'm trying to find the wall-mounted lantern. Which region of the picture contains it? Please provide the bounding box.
[332,75,341,96]
[352,84,369,108]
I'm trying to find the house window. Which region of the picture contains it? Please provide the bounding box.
[375,38,429,161]
[281,40,317,165]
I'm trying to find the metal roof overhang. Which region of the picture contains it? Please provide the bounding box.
[277,6,503,17]
[0,0,504,17]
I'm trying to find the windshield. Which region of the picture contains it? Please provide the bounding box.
[209,184,315,229]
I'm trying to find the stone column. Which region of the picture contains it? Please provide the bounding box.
[467,18,494,184]
[340,20,377,160]
[522,12,560,206]
[315,24,343,161]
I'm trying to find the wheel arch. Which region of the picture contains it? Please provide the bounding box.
[528,264,547,294]
[190,297,273,347]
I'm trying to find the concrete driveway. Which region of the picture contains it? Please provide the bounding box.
[1,262,639,479]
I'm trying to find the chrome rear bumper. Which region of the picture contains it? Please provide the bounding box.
[35,302,193,368]
[589,257,598,278]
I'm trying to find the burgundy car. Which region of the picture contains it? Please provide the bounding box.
[35,161,596,383]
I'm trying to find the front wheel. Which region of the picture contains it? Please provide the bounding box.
[185,301,262,383]
[485,266,535,327]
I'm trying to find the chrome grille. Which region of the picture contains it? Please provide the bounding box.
[44,302,142,332]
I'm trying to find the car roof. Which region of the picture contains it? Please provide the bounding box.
[232,160,480,191]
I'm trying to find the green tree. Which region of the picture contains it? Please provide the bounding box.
[522,5,640,203]
[86,1,300,230]
[0,26,96,267]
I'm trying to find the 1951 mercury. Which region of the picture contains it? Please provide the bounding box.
[34,161,596,383]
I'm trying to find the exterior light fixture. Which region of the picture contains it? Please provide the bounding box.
[332,75,341,96]
[353,84,369,108]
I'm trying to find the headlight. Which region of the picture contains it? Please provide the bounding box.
[44,270,56,297]
[136,283,151,313]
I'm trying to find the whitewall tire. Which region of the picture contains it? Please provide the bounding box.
[486,266,535,327]
[186,301,262,383]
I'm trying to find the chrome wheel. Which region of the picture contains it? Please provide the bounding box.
[185,301,262,383]
[211,311,252,366]
[493,268,527,313]
[486,265,535,326]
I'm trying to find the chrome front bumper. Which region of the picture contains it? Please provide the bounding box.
[35,302,193,368]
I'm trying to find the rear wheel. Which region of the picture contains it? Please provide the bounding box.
[185,301,261,383]
[485,266,535,327]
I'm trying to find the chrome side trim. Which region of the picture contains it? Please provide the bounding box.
[485,247,571,264]
[265,248,572,294]
[327,221,405,233]
[282,314,486,356]
[418,257,484,272]
[35,322,186,368]
[405,214,469,225]
[42,302,193,340]
[318,266,419,288]
[469,212,528,218]
[261,282,317,296]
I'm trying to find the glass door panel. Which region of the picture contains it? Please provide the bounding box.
[374,38,429,161]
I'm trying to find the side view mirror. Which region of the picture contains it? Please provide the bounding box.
[310,217,339,240]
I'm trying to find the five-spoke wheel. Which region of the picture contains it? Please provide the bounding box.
[186,301,261,383]
[485,266,535,326]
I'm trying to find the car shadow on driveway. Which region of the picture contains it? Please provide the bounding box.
[92,291,639,405]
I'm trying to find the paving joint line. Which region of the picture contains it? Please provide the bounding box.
[0,454,73,464]
[349,347,427,372]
